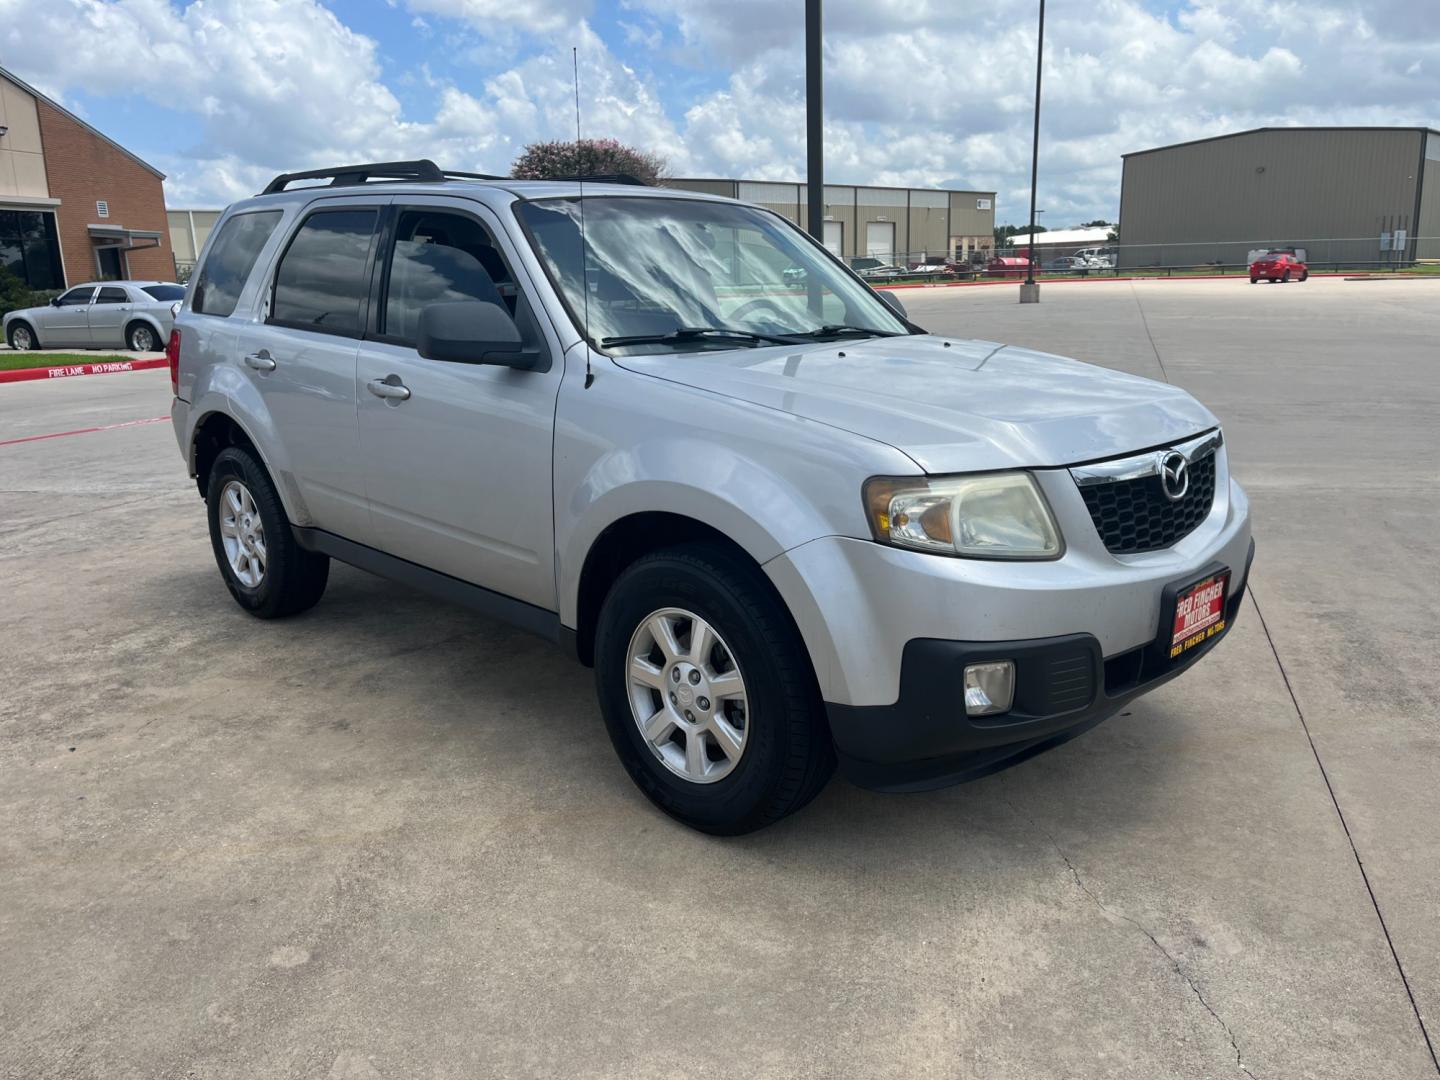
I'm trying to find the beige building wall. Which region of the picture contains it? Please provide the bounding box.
[0,72,49,199]
[656,177,998,264]
[168,208,223,269]
[1119,127,1432,267]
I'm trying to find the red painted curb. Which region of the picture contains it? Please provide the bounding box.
[0,356,168,384]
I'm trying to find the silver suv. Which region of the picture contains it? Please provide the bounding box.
[170,159,1252,834]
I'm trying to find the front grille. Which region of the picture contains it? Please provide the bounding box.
[1078,451,1216,554]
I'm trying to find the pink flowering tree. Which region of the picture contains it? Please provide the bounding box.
[510,139,667,184]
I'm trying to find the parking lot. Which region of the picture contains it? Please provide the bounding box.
[2,277,1437,1078]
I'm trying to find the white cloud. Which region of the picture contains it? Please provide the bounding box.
[1,0,1436,221]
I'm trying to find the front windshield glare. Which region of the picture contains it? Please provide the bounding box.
[516,196,910,353]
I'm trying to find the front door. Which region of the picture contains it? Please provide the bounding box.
[42,286,96,346]
[96,246,125,281]
[87,285,132,346]
[355,199,561,610]
[237,198,390,544]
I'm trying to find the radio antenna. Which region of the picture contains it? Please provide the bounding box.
[574,47,594,389]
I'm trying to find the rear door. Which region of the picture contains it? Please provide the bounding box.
[42,286,95,346]
[354,196,562,609]
[241,198,390,544]
[87,285,133,346]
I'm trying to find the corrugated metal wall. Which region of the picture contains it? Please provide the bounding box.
[1418,134,1440,260]
[1118,128,1429,267]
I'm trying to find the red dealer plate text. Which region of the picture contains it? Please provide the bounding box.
[1170,571,1230,660]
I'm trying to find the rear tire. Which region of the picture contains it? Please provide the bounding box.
[126,322,158,352]
[7,321,38,350]
[1282,270,1291,283]
[1299,270,1309,282]
[594,543,835,834]
[1249,276,1258,284]
[205,446,329,619]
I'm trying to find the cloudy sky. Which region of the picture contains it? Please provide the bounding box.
[1,0,1436,223]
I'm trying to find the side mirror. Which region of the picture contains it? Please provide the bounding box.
[50,296,62,307]
[416,301,539,370]
[876,290,907,320]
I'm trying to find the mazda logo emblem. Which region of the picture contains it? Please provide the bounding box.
[1159,451,1189,501]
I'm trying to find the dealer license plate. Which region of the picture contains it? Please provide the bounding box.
[1169,571,1230,660]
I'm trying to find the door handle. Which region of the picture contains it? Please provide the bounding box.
[367,376,411,401]
[243,351,276,372]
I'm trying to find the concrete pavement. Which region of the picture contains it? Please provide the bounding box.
[2,278,1437,1078]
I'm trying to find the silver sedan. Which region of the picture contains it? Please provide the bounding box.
[4,281,185,352]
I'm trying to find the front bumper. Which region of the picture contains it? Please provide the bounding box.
[825,538,1252,791]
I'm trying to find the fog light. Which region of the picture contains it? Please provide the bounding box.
[964,661,1014,717]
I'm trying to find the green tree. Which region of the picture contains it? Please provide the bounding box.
[511,139,667,184]
[0,264,59,321]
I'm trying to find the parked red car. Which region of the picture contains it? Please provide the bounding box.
[984,256,1035,278]
[1250,251,1308,284]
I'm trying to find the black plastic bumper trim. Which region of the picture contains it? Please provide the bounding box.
[828,537,1255,792]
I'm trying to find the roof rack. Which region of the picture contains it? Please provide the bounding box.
[260,159,505,196]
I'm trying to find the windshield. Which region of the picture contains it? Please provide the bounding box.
[515,196,911,353]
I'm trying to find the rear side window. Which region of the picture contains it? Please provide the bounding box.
[142,284,185,301]
[270,209,377,336]
[193,210,282,317]
[96,287,129,304]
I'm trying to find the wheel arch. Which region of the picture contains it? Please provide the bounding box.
[570,511,800,670]
[6,317,37,347]
[188,409,306,523]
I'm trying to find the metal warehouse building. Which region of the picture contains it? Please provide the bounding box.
[1118,127,1440,269]
[667,178,997,265]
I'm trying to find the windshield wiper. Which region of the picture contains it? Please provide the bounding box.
[600,326,796,348]
[796,324,903,340]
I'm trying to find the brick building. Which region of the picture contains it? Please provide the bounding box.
[1,64,170,289]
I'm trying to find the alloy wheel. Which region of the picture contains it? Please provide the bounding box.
[131,326,156,351]
[11,325,32,350]
[626,608,749,783]
[218,480,266,588]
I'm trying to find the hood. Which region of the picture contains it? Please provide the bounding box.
[613,334,1217,473]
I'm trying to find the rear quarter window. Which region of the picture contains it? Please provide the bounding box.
[193,210,283,317]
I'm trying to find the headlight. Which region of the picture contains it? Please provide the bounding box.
[864,472,1063,559]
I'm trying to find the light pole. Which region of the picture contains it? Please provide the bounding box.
[1020,0,1045,303]
[805,0,824,243]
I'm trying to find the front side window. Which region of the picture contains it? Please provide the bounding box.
[380,209,514,346]
[56,287,95,307]
[271,209,377,336]
[516,196,909,353]
[96,286,129,304]
[193,210,282,317]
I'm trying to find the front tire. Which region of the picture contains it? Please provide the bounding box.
[1299,270,1309,282]
[594,543,834,834]
[206,446,329,618]
[1282,270,1291,283]
[7,322,37,350]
